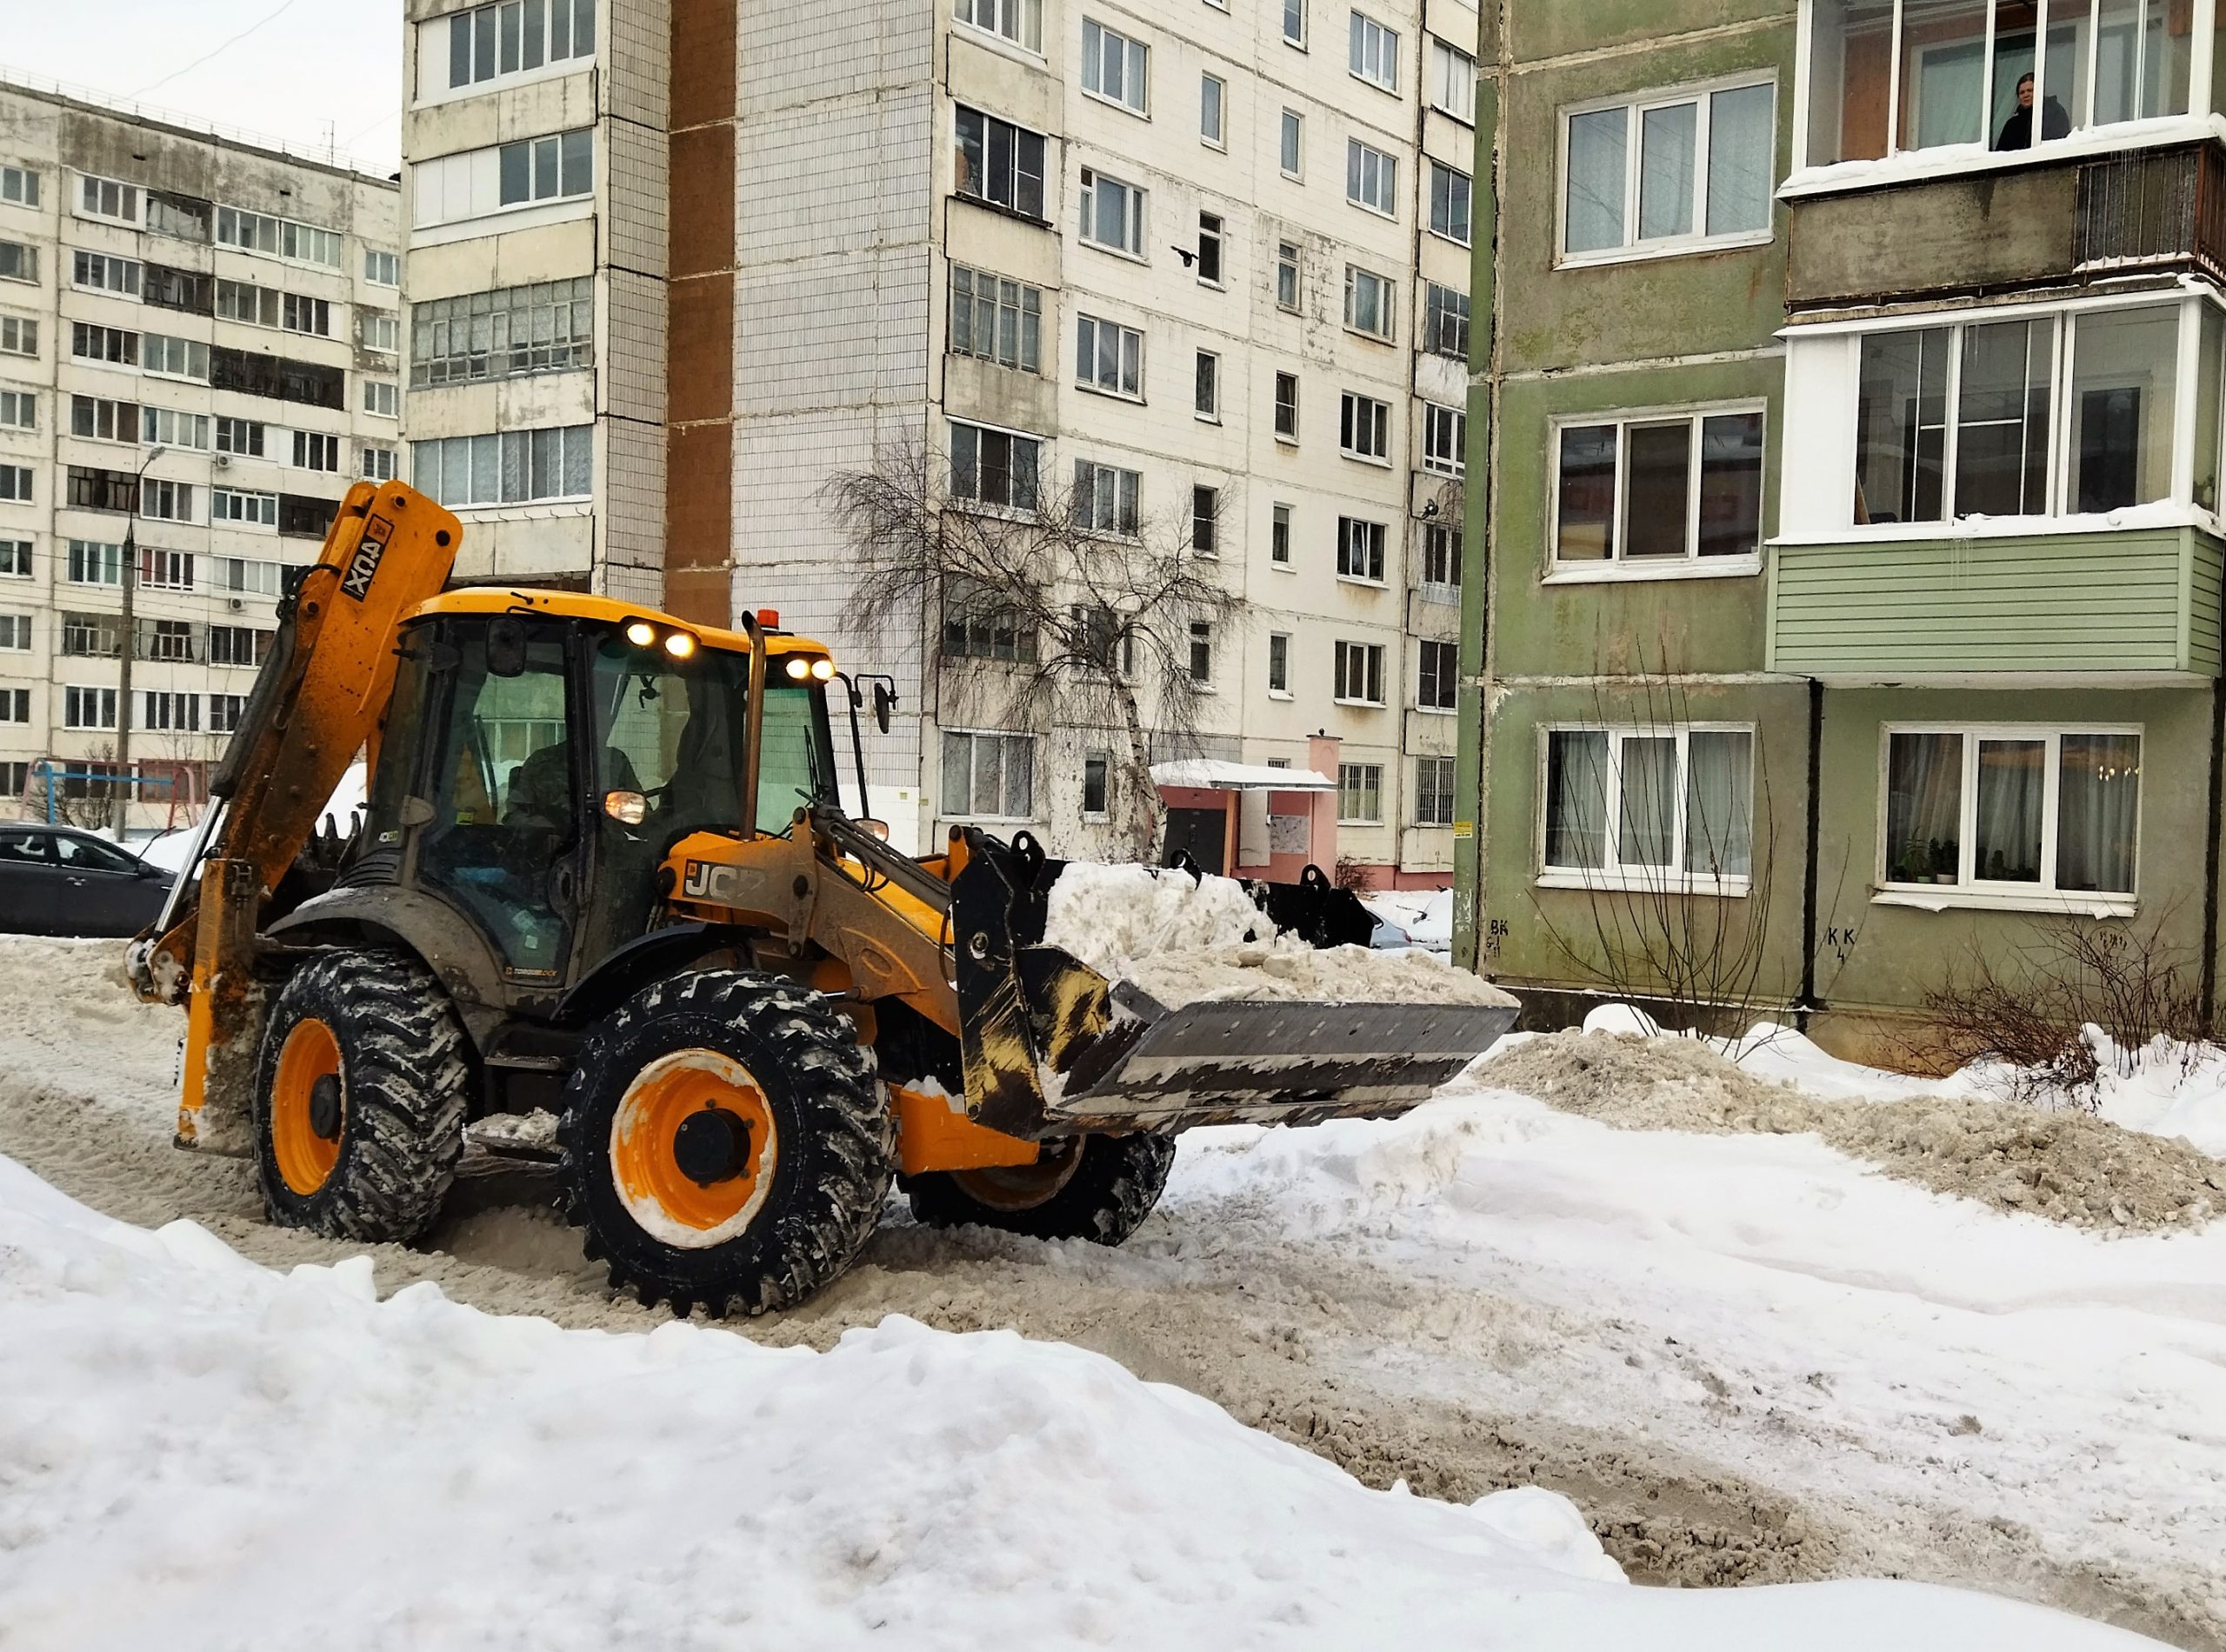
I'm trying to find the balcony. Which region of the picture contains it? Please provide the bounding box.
[1766,526,2223,683]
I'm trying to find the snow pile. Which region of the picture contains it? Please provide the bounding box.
[1043,863,1511,1009]
[0,1156,2175,1651]
[1478,1031,2224,1233]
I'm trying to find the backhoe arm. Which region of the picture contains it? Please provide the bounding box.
[130,481,461,1152]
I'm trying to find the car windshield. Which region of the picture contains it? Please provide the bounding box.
[56,835,138,873]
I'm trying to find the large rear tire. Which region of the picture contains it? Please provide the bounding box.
[559,970,893,1316]
[254,949,470,1243]
[904,1132,1175,1244]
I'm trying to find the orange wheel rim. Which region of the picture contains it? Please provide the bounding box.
[951,1139,1084,1212]
[610,1050,777,1249]
[271,1016,344,1196]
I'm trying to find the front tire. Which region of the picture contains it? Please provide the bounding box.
[904,1132,1175,1244]
[559,970,893,1316]
[254,949,470,1242]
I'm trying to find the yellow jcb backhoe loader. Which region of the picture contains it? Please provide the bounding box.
[128,482,1515,1314]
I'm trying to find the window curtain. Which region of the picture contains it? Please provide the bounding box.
[1974,738,2045,883]
[1886,732,1963,882]
[1705,83,1775,234]
[1546,731,1609,868]
[1684,731,1753,876]
[2056,732,2140,893]
[1617,736,1677,867]
[1565,108,1627,252]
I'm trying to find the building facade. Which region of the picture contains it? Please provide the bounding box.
[0,80,402,829]
[1459,0,2226,1062]
[399,0,1479,882]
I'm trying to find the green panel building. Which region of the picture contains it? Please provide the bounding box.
[1458,0,2226,1062]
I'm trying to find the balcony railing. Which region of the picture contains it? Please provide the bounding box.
[2074,144,2226,280]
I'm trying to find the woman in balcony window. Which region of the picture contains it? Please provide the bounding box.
[1995,72,2070,150]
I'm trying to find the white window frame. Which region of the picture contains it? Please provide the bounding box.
[1424,281,1470,361]
[1283,0,1307,49]
[1874,723,2144,916]
[142,334,209,382]
[1275,241,1302,312]
[1073,458,1143,537]
[1268,630,1293,696]
[1557,72,1778,268]
[1339,391,1391,464]
[1431,39,1477,124]
[1338,761,1384,824]
[1201,73,1227,148]
[1274,370,1301,443]
[1546,399,1768,582]
[946,417,1043,516]
[1188,619,1215,686]
[1348,11,1400,94]
[1075,313,1144,400]
[1270,502,1294,567]
[1343,263,1395,342]
[1333,638,1386,705]
[1537,723,1756,896]
[954,0,1043,55]
[365,250,401,287]
[1346,137,1399,217]
[71,251,140,297]
[1280,109,1305,178]
[63,685,119,732]
[0,538,30,579]
[0,315,35,357]
[363,381,400,418]
[77,174,140,225]
[1429,159,1473,247]
[0,613,30,651]
[1079,167,1147,258]
[362,444,400,483]
[1194,350,1220,422]
[0,390,32,431]
[1423,403,1466,476]
[1416,639,1459,712]
[1083,749,1113,821]
[943,728,1037,823]
[0,167,37,209]
[1335,516,1388,585]
[1082,18,1150,117]
[0,464,30,503]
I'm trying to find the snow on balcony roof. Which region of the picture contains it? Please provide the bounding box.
[1150,759,1336,792]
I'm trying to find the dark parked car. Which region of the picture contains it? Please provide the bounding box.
[0,823,175,938]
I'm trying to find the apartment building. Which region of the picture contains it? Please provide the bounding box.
[1460,0,2226,1060]
[398,0,1479,881]
[0,79,402,829]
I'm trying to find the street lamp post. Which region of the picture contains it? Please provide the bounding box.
[112,443,165,834]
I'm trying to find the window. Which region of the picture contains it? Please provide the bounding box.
[212,488,279,527]
[217,418,267,457]
[142,691,201,734]
[210,348,345,410]
[143,335,209,381]
[1339,762,1383,823]
[212,556,283,596]
[410,277,595,386]
[71,252,140,296]
[1192,484,1220,554]
[0,465,30,504]
[1849,305,2180,527]
[954,0,1042,52]
[1083,752,1111,818]
[1543,726,1755,888]
[1417,639,1458,709]
[1070,603,1129,674]
[145,191,212,243]
[362,445,399,483]
[1276,241,1301,310]
[1079,168,1146,256]
[1195,350,1220,419]
[0,316,34,356]
[943,576,1037,663]
[210,694,249,734]
[61,614,122,657]
[943,729,1035,820]
[64,687,118,731]
[948,421,1041,512]
[0,700,27,734]
[1280,109,1304,177]
[1416,756,1456,825]
[0,167,37,207]
[1270,503,1293,565]
[363,381,399,418]
[361,312,400,356]
[71,323,136,366]
[1432,40,1477,123]
[1882,727,2141,900]
[413,425,594,507]
[0,243,32,285]
[142,263,211,315]
[1424,403,1466,475]
[280,494,339,538]
[1336,516,1387,583]
[0,538,28,577]
[1283,0,1306,46]
[66,542,122,585]
[442,0,598,89]
[949,265,1043,372]
[64,467,128,511]
[1349,12,1399,91]
[1268,632,1291,693]
[139,547,194,590]
[216,205,343,267]
[1074,459,1143,536]
[0,614,28,650]
[1075,314,1143,397]
[210,625,276,667]
[365,249,400,287]
[1430,161,1473,245]
[1553,408,1765,566]
[282,293,332,337]
[1188,621,1214,684]
[1201,74,1226,146]
[0,390,32,430]
[412,132,592,228]
[1805,0,2190,169]
[955,107,1048,220]
[141,480,195,523]
[1334,639,1385,703]
[1563,79,1776,259]
[1343,264,1394,340]
[78,175,140,224]
[1346,138,1398,216]
[217,278,280,328]
[146,618,197,663]
[1339,392,1390,462]
[142,408,210,450]
[1422,523,1462,590]
[1274,371,1300,441]
[1424,282,1470,360]
[1196,212,1223,284]
[293,431,342,472]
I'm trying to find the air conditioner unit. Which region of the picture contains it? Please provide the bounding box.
[214,453,230,469]
[227,597,244,612]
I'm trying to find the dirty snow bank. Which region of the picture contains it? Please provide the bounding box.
[1478,1032,2226,1233]
[0,1156,2170,1652]
[1043,863,1513,1008]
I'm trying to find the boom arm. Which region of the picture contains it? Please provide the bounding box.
[130,482,462,1151]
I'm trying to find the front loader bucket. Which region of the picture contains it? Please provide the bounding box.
[949,831,1516,1137]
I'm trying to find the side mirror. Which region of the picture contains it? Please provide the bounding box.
[138,859,162,878]
[872,680,896,735]
[857,817,890,841]
[487,616,529,678]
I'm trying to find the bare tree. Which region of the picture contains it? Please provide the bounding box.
[823,434,1242,861]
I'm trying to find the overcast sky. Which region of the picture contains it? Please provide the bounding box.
[6,1,403,176]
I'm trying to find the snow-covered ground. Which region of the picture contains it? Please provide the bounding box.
[0,937,2220,1648]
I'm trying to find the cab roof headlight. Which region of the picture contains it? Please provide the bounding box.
[810,657,835,681]
[663,631,696,659]
[624,620,656,648]
[784,656,811,680]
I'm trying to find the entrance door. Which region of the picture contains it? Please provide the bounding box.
[1161,806,1228,875]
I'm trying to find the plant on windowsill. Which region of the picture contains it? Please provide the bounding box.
[1931,840,1956,885]
[1894,838,1928,884]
